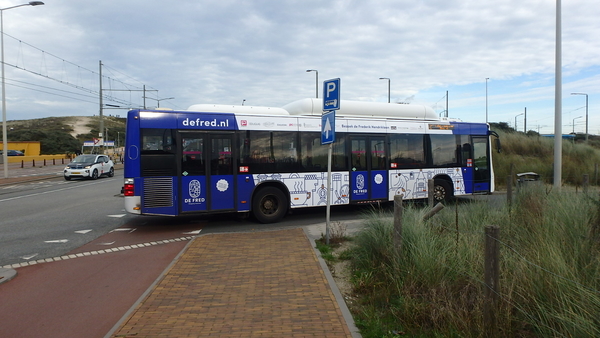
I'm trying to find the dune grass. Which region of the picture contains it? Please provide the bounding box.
[494,131,600,187]
[347,187,600,337]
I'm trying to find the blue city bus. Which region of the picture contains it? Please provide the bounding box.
[123,98,496,223]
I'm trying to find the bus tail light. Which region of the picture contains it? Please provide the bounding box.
[124,178,135,197]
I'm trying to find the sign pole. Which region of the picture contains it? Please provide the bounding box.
[326,143,332,245]
[321,78,340,246]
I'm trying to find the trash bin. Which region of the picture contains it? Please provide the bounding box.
[516,172,540,190]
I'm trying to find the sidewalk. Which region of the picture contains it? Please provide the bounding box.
[0,161,65,185]
[107,228,361,338]
[0,161,124,186]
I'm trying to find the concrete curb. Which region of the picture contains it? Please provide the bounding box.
[304,226,363,338]
[0,268,17,285]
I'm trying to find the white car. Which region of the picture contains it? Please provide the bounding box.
[64,154,114,180]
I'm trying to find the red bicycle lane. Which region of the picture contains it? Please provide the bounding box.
[0,223,203,338]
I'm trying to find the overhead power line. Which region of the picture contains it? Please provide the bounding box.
[1,31,159,108]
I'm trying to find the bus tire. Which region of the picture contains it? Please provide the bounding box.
[433,179,452,202]
[252,186,288,224]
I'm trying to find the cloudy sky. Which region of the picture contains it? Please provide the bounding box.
[1,0,599,134]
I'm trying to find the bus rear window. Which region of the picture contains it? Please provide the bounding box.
[141,129,175,154]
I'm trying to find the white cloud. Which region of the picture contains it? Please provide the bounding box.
[0,0,596,135]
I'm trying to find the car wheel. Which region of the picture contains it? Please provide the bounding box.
[108,167,114,177]
[91,169,99,180]
[64,176,71,181]
[252,186,288,224]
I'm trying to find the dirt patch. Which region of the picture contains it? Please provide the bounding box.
[328,241,357,307]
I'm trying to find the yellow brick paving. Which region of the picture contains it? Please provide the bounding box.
[112,228,353,338]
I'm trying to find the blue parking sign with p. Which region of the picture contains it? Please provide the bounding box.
[323,78,340,111]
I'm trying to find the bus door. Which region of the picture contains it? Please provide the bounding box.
[349,135,388,202]
[179,132,235,213]
[472,136,491,192]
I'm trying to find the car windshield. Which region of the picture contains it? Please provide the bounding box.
[72,155,97,163]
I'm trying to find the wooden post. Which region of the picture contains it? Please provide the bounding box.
[583,174,589,194]
[510,163,515,186]
[393,194,403,252]
[506,176,512,206]
[428,179,434,207]
[484,225,500,337]
[423,202,445,221]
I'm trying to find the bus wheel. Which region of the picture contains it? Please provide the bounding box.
[252,187,288,224]
[433,180,452,202]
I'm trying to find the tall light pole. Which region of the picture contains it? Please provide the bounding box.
[379,77,390,103]
[515,113,524,131]
[306,69,318,98]
[554,0,562,189]
[2,1,44,179]
[571,93,588,141]
[524,107,527,133]
[485,78,489,123]
[572,116,583,134]
[155,97,174,108]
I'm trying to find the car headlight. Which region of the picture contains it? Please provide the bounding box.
[84,165,91,169]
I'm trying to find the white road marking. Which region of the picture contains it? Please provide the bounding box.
[183,230,202,235]
[98,242,116,246]
[0,181,103,203]
[107,214,127,218]
[44,239,69,244]
[110,228,136,233]
[74,230,92,234]
[21,253,39,260]
[3,236,195,269]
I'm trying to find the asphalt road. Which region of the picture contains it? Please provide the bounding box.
[0,173,128,267]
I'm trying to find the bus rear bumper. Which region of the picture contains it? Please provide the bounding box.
[125,196,142,214]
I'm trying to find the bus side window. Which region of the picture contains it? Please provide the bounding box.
[300,133,327,171]
[390,134,425,168]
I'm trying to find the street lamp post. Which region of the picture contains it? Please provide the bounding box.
[485,78,489,123]
[156,97,174,108]
[515,113,524,131]
[379,77,390,103]
[571,93,588,141]
[572,116,583,134]
[2,1,44,179]
[306,69,318,98]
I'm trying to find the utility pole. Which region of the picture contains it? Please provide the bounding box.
[553,0,562,189]
[99,60,104,153]
[524,107,527,133]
